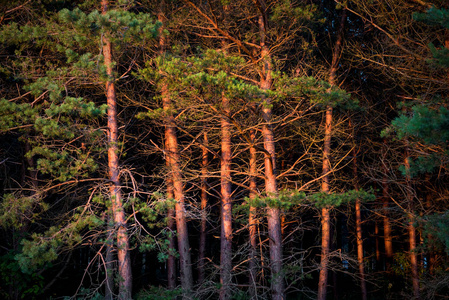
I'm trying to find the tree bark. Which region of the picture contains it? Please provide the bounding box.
[425,183,435,275]
[258,8,284,299]
[158,4,193,294]
[162,85,193,295]
[374,221,380,269]
[101,1,132,298]
[349,117,367,299]
[318,9,345,300]
[220,94,233,300]
[198,132,208,285]
[352,145,367,300]
[382,142,394,271]
[404,154,420,299]
[167,210,176,289]
[158,4,177,291]
[248,129,258,299]
[317,106,332,300]
[166,145,176,290]
[105,221,115,300]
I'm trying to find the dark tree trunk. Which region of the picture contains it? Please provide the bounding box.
[105,220,115,300]
[405,154,420,299]
[198,132,209,285]
[382,142,394,271]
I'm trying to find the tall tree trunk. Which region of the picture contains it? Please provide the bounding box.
[158,4,177,291]
[248,129,258,299]
[198,132,208,285]
[317,106,332,300]
[101,1,132,298]
[404,154,420,299]
[318,10,345,300]
[166,141,177,290]
[424,182,435,275]
[220,94,233,300]
[258,6,284,299]
[352,142,367,300]
[166,208,176,289]
[159,4,193,294]
[162,85,193,296]
[105,221,115,300]
[374,221,380,270]
[382,142,394,271]
[167,210,176,289]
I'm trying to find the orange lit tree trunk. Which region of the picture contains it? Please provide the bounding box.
[162,84,193,295]
[159,4,193,294]
[198,132,208,285]
[405,153,420,299]
[317,105,332,300]
[382,142,394,271]
[317,9,345,300]
[220,94,233,300]
[355,198,367,300]
[258,5,284,299]
[352,138,367,300]
[248,129,258,299]
[158,4,177,290]
[101,1,132,299]
[165,138,176,290]
[166,186,176,289]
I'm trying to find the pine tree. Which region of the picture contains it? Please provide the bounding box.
[0,1,159,297]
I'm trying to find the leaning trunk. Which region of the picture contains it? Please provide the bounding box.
[102,1,132,298]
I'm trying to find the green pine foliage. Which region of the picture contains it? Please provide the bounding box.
[243,189,375,210]
[414,7,449,67]
[422,211,449,255]
[388,104,449,145]
[273,72,355,109]
[384,7,449,176]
